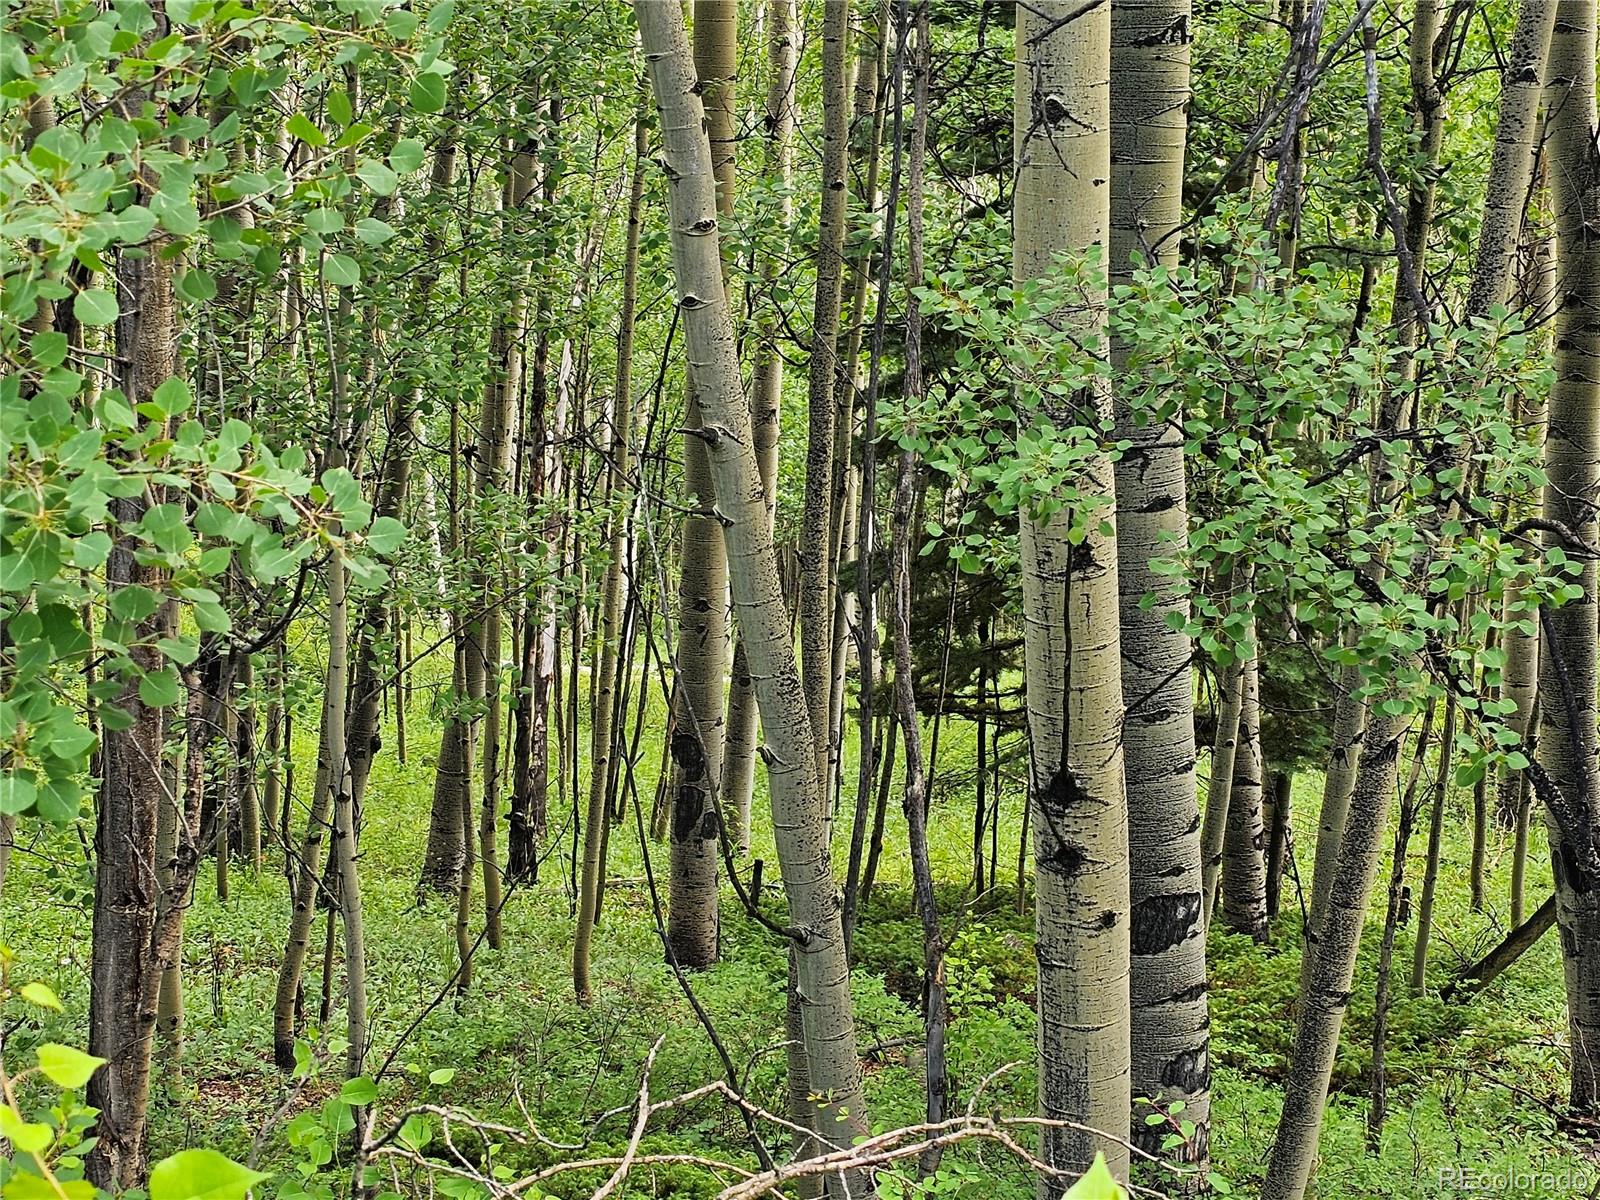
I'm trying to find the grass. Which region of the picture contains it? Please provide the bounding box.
[1,647,1586,1198]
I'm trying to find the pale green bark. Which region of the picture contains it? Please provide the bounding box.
[1015,3,1131,1186]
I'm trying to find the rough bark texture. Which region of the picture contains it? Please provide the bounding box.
[1410,689,1459,992]
[86,224,178,1192]
[1015,2,1132,1185]
[1108,0,1208,1170]
[1199,654,1244,926]
[1539,0,1600,1113]
[634,6,870,1191]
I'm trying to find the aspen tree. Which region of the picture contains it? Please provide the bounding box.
[1538,0,1600,1112]
[800,0,851,788]
[1220,649,1268,941]
[1014,1,1132,1185]
[576,105,648,1003]
[86,180,179,1194]
[666,0,737,970]
[633,4,870,1190]
[1108,0,1209,1168]
[721,0,798,854]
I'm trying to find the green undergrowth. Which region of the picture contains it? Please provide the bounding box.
[1,672,1586,1198]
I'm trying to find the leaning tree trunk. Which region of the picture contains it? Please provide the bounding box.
[720,0,797,854]
[1015,2,1132,1186]
[1538,0,1600,1113]
[1199,653,1245,926]
[1108,0,1209,1172]
[666,0,738,971]
[633,5,870,1193]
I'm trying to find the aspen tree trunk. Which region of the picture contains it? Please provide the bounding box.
[1539,0,1600,1112]
[800,0,852,789]
[1220,648,1268,941]
[471,144,535,951]
[898,14,949,1167]
[87,211,178,1192]
[236,651,261,872]
[1301,658,1365,980]
[721,0,797,854]
[1108,0,1208,1168]
[1367,703,1437,1152]
[666,0,738,970]
[1465,0,1558,319]
[1265,771,1292,920]
[156,682,200,1058]
[825,2,888,813]
[633,5,870,1190]
[1262,709,1413,1200]
[576,108,647,1002]
[1014,3,1131,1185]
[325,544,366,1079]
[1410,688,1458,992]
[1199,655,1245,926]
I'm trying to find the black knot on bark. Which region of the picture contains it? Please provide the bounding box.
[671,729,706,775]
[1131,891,1202,955]
[1161,1040,1209,1092]
[1041,94,1070,125]
[1039,838,1089,878]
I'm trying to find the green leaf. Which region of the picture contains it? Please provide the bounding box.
[152,376,194,417]
[37,1042,106,1089]
[354,217,396,245]
[389,138,426,174]
[286,112,327,147]
[139,667,182,708]
[149,1148,270,1200]
[18,981,64,1011]
[1062,1153,1125,1200]
[75,288,119,326]
[427,1067,455,1086]
[0,1105,52,1155]
[355,158,398,196]
[0,553,35,592]
[340,1076,378,1104]
[364,516,406,555]
[324,254,361,288]
[0,771,37,816]
[176,268,218,303]
[409,72,446,114]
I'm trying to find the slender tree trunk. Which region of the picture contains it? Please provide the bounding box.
[1262,709,1413,1200]
[1221,648,1268,941]
[1410,688,1459,992]
[1200,654,1245,926]
[1538,0,1600,1113]
[87,211,178,1192]
[634,6,870,1189]
[325,545,365,1078]
[1015,3,1131,1184]
[1301,657,1366,983]
[666,0,738,971]
[576,106,648,999]
[1265,771,1292,921]
[721,0,797,854]
[1367,702,1436,1153]
[1109,0,1207,1161]
[800,0,852,791]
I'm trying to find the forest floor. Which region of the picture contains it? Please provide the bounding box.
[3,659,1587,1199]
